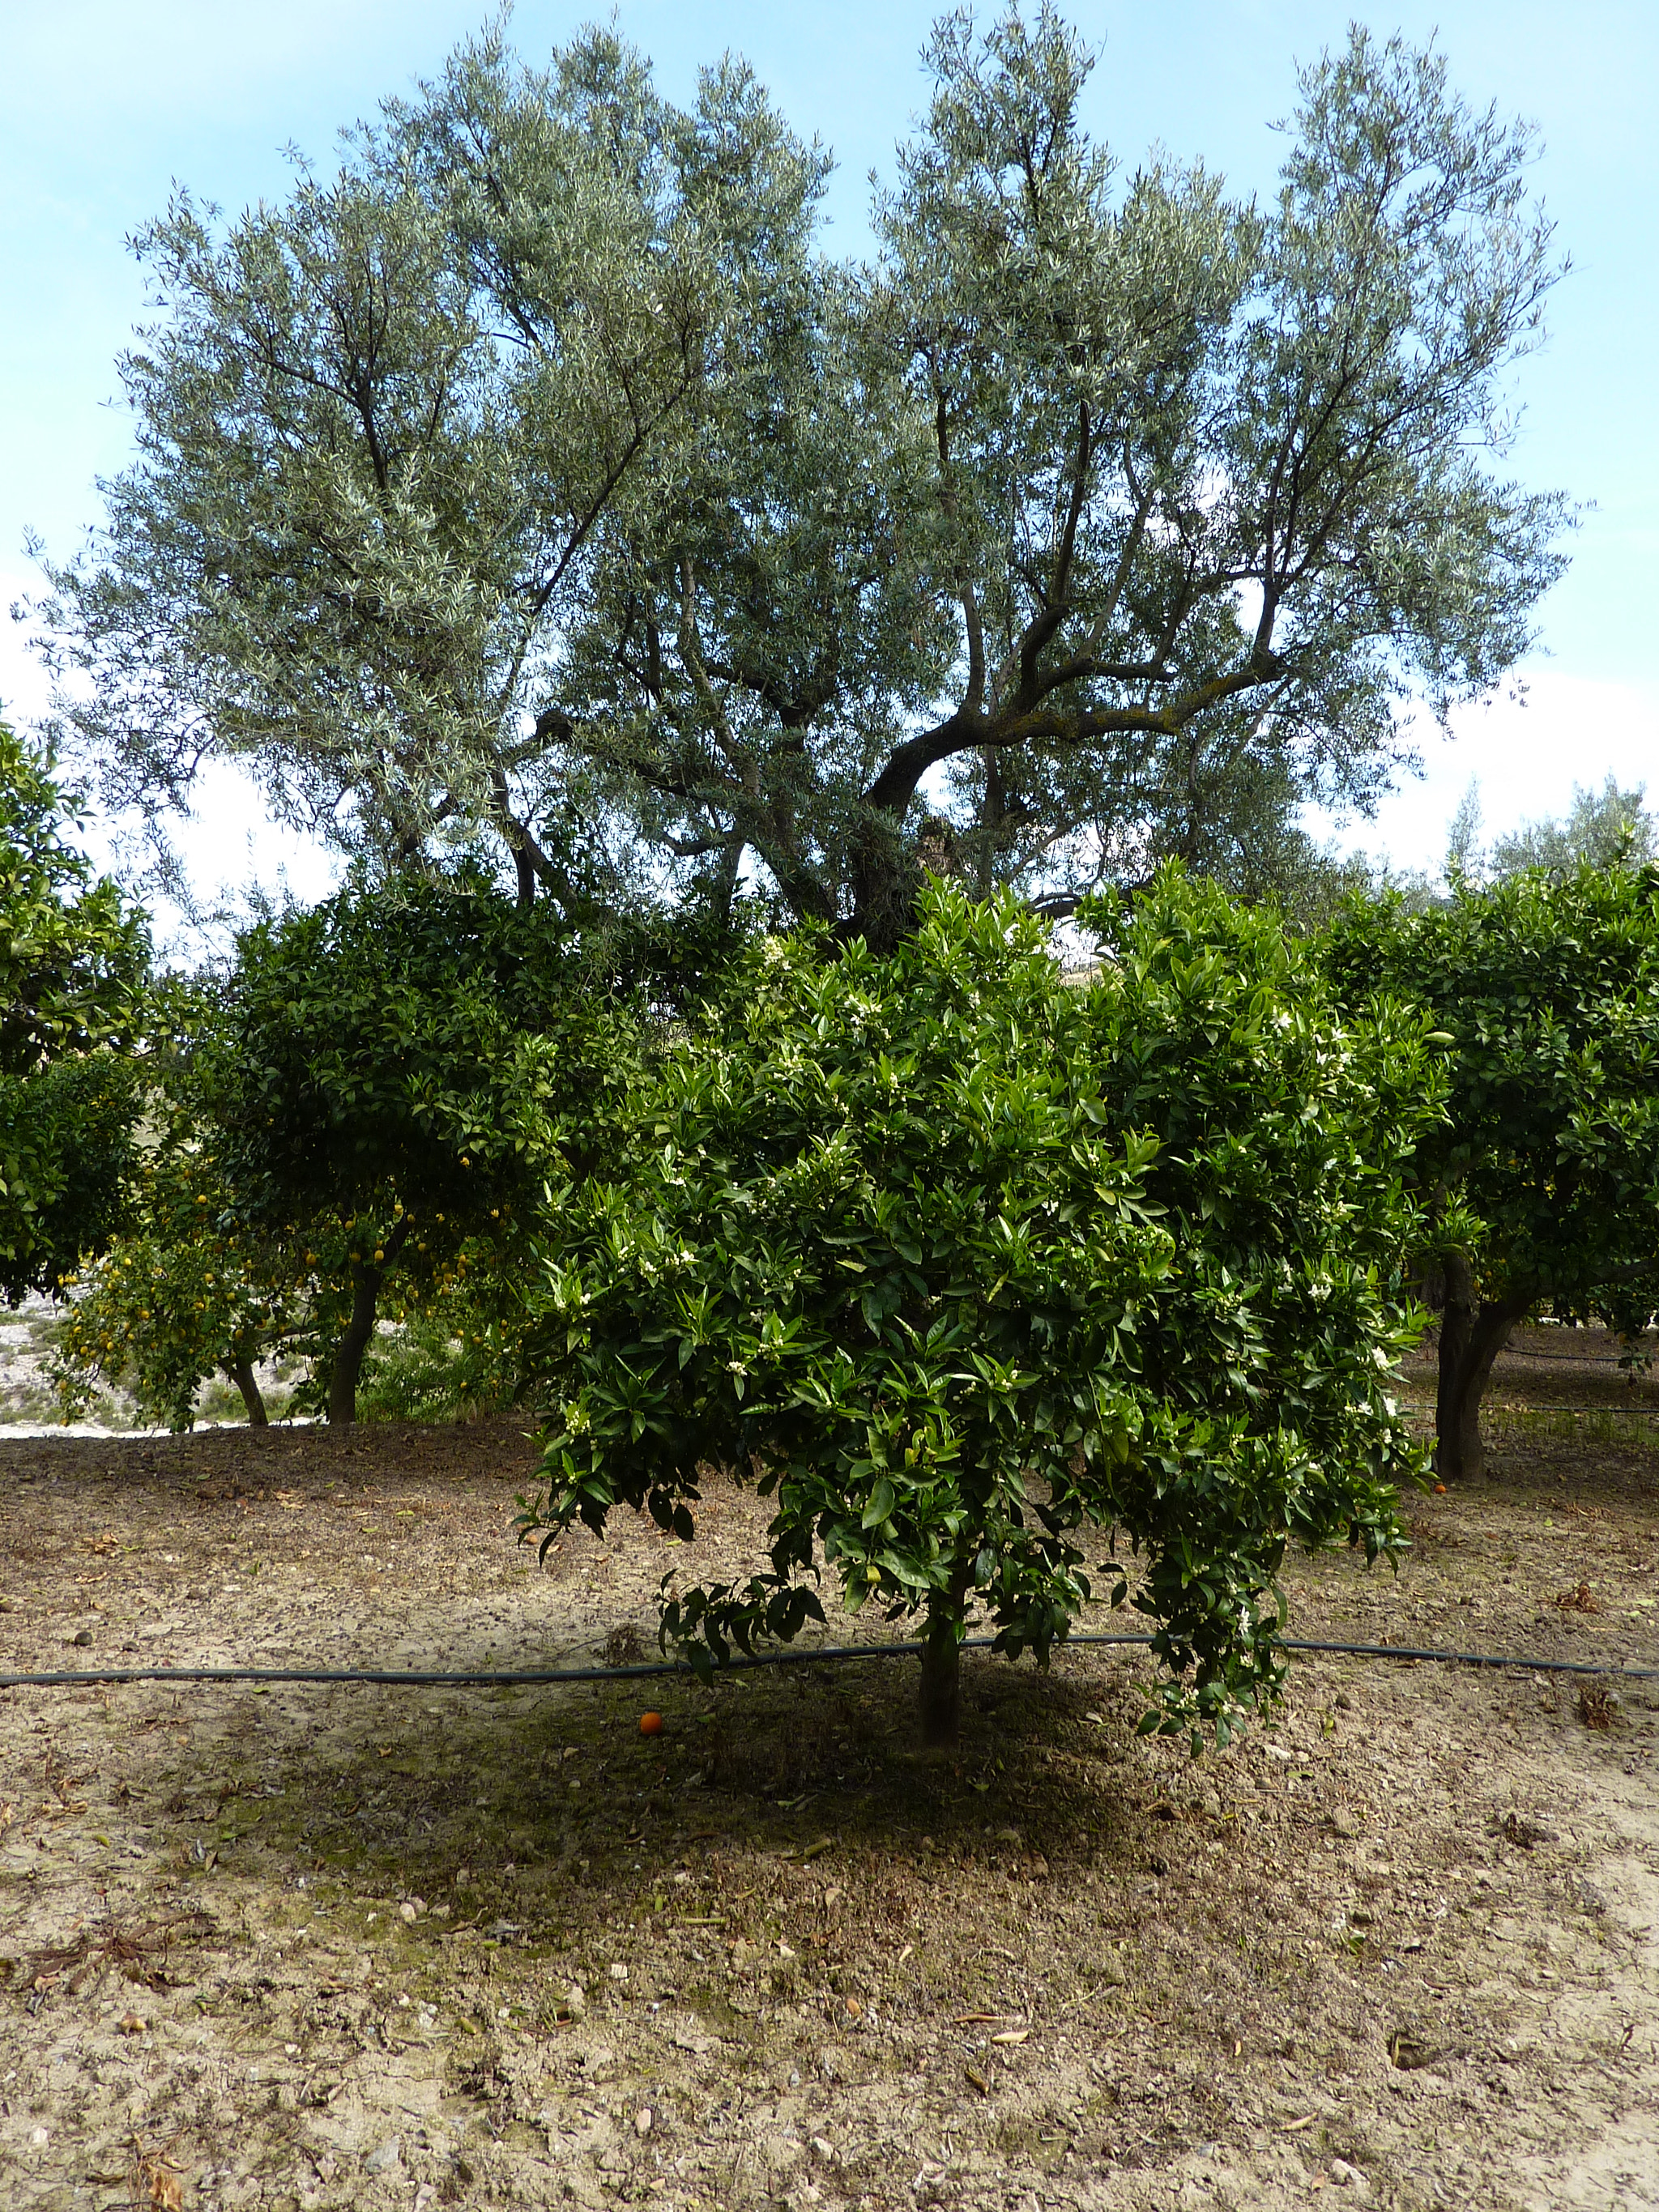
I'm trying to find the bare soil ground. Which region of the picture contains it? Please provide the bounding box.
[2,1332,1656,2212]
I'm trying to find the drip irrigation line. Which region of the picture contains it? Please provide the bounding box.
[1404,1402,1659,1417]
[1482,1404,1659,1417]
[1276,1637,1657,1678]
[2,1630,1655,1692]
[1494,1350,1657,1366]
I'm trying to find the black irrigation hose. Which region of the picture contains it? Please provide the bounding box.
[1490,1352,1648,1366]
[1277,1636,1657,1679]
[2,1630,1656,1691]
[1481,1404,1659,1417]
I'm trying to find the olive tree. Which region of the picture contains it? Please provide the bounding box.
[518,872,1440,1745]
[35,11,1566,939]
[31,27,823,908]
[1324,865,1659,1479]
[582,12,1568,940]
[1487,776,1655,879]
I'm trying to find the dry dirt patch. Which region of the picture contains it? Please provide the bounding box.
[0,1394,1655,2212]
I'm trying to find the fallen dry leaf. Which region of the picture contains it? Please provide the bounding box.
[141,2156,184,2211]
[1501,1811,1551,1850]
[1577,1682,1615,1732]
[26,1910,213,2000]
[1388,2031,1439,2071]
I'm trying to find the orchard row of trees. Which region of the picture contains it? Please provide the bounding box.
[28,711,1656,1460]
[13,715,1659,1741]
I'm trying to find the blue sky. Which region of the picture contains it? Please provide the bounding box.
[5,0,1655,911]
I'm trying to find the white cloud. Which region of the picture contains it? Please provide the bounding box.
[1310,668,1659,874]
[2,572,339,948]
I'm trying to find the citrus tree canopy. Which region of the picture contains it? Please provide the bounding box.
[0,726,150,1301]
[196,877,647,1421]
[518,872,1442,1745]
[1324,865,1659,1478]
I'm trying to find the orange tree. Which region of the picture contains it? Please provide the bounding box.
[518,872,1441,1746]
[0,725,149,1302]
[1324,863,1659,1478]
[51,1066,544,1426]
[53,1136,522,1429]
[190,876,652,1422]
[58,876,656,1427]
[49,1055,302,1429]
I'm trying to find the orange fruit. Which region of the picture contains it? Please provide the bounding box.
[639,1711,663,1737]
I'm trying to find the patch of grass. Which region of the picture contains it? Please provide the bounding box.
[22,1306,69,1352]
[1485,1403,1659,1454]
[357,1316,518,1426]
[191,1375,299,1426]
[7,1379,138,1428]
[0,1379,83,1424]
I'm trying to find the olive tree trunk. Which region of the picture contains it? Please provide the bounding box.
[1435,1251,1532,1480]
